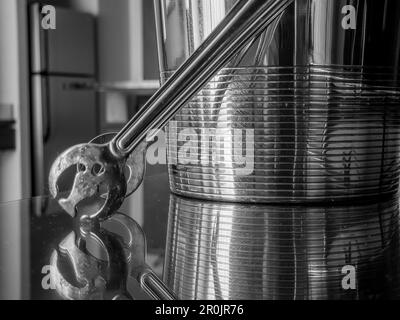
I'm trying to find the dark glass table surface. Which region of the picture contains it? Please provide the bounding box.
[0,172,400,300]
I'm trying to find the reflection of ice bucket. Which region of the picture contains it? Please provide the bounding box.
[155,0,400,203]
[164,194,400,300]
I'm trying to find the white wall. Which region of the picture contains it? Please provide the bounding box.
[0,0,31,299]
[0,0,31,203]
[69,0,99,15]
[97,0,143,83]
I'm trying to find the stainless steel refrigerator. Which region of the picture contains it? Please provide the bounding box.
[30,3,97,196]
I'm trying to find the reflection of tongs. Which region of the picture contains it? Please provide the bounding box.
[50,231,130,300]
[105,214,177,300]
[48,0,294,221]
[50,213,176,300]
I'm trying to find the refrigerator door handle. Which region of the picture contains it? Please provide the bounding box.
[32,76,51,144]
[62,81,95,91]
[43,79,51,143]
[32,76,46,195]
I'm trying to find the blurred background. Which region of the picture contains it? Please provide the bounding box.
[0,0,170,298]
[0,0,169,230]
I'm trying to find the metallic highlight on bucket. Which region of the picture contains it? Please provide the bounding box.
[165,66,400,202]
[164,194,400,300]
[156,0,400,203]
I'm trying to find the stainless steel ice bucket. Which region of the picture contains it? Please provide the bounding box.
[164,194,400,300]
[155,0,400,203]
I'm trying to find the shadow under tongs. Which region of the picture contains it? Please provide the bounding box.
[165,194,400,300]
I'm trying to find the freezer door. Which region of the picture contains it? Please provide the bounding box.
[32,76,97,196]
[30,4,95,75]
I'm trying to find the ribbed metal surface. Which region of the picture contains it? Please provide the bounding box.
[164,194,400,300]
[165,66,400,202]
[156,0,400,203]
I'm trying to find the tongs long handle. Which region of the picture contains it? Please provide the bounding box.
[111,0,293,157]
[138,266,177,300]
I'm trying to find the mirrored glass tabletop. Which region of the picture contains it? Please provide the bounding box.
[0,172,400,300]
